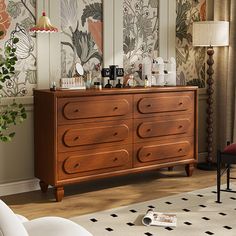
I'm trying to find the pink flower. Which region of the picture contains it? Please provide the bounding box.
[0,0,11,40]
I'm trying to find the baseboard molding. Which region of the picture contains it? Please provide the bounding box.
[0,152,208,197]
[0,179,41,197]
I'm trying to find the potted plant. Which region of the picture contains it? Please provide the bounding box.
[0,30,27,142]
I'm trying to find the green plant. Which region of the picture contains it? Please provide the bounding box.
[0,30,27,142]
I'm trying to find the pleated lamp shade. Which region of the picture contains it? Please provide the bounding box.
[30,12,58,33]
[192,21,229,47]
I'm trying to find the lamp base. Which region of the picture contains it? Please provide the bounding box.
[197,162,217,171]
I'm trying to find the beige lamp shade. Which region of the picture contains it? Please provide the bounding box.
[192,21,229,47]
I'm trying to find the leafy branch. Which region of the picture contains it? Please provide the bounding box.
[0,102,26,142]
[0,30,27,142]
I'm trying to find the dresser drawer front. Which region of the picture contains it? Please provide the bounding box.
[58,146,132,180]
[63,125,129,147]
[58,120,132,152]
[134,92,194,117]
[58,95,132,124]
[134,115,193,142]
[134,138,194,167]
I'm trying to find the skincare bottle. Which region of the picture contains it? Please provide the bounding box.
[105,79,113,88]
[94,82,102,90]
[115,79,123,88]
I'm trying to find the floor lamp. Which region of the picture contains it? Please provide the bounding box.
[192,21,229,170]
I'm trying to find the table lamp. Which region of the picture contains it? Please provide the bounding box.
[192,21,229,170]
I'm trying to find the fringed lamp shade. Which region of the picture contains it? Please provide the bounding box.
[30,12,58,33]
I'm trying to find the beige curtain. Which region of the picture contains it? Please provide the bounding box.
[214,0,236,151]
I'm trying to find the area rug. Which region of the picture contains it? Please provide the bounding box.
[71,184,236,236]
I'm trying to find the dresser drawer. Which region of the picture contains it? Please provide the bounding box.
[134,114,194,143]
[58,145,132,180]
[134,92,194,118]
[58,95,132,124]
[134,137,194,167]
[58,119,133,152]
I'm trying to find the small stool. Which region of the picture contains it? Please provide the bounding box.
[217,142,236,203]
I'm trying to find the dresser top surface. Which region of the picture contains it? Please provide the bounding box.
[34,86,198,97]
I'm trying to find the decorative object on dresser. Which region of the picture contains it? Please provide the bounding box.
[34,87,198,201]
[192,21,229,170]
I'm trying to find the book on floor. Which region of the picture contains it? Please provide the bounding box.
[142,209,177,227]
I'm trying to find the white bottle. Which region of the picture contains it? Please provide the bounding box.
[142,56,152,80]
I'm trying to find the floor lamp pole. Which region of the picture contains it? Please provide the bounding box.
[197,46,217,170]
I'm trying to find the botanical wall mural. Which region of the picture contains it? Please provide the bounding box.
[61,0,103,78]
[0,0,36,97]
[123,0,159,76]
[176,0,206,88]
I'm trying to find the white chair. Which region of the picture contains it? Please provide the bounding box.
[0,200,92,236]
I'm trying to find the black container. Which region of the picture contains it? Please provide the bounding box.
[115,79,123,88]
[105,79,113,88]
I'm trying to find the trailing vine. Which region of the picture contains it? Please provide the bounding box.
[0,30,27,142]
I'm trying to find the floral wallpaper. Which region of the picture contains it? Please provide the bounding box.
[123,0,159,76]
[61,0,103,78]
[176,0,206,88]
[0,0,36,97]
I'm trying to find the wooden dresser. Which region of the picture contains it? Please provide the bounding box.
[34,86,198,201]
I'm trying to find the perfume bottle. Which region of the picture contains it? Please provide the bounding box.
[115,79,123,88]
[105,79,113,88]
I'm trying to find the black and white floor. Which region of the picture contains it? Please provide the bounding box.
[72,184,236,236]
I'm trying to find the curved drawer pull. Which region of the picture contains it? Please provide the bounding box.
[74,163,80,168]
[146,153,151,157]
[74,109,79,113]
[113,132,118,136]
[113,106,118,111]
[178,148,183,152]
[147,104,152,108]
[146,128,152,132]
[74,136,79,141]
[113,157,118,162]
[179,125,183,129]
[179,101,183,106]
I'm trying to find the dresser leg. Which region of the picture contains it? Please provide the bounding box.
[185,164,194,177]
[54,186,64,202]
[39,180,49,193]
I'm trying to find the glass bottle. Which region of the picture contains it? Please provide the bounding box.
[115,79,123,88]
[105,79,113,88]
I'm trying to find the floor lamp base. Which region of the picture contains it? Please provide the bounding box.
[197,162,217,171]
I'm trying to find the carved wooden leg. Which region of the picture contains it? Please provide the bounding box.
[168,167,174,171]
[39,180,49,193]
[185,164,194,177]
[54,186,64,202]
